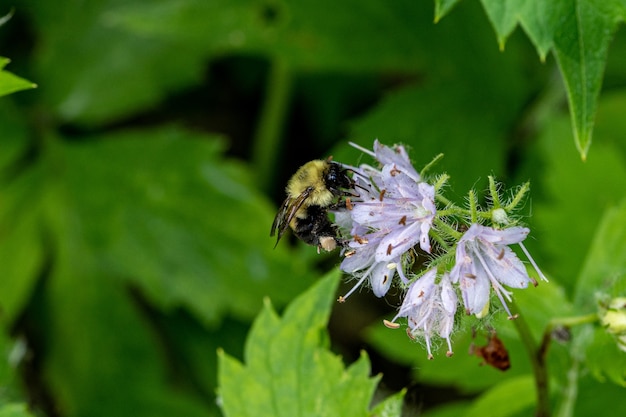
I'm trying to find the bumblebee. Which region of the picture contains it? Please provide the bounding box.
[271,159,354,252]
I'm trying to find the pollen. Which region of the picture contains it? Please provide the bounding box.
[353,235,368,244]
[383,320,401,329]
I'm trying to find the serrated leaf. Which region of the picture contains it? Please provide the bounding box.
[218,271,384,417]
[439,0,626,158]
[368,389,405,417]
[52,127,316,323]
[0,57,36,97]
[479,0,563,57]
[434,0,462,22]
[552,1,625,159]
[0,125,317,328]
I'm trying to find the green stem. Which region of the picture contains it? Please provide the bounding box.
[420,153,444,177]
[488,176,501,208]
[505,181,530,212]
[468,189,478,224]
[251,57,292,193]
[510,301,550,417]
[433,217,462,240]
[547,313,598,329]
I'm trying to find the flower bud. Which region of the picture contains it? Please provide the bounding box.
[491,208,509,225]
[601,297,626,335]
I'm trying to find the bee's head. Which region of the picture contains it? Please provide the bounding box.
[325,162,354,195]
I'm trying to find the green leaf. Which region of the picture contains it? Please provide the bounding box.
[568,199,626,387]
[0,57,36,97]
[434,0,462,22]
[0,404,35,417]
[422,402,472,417]
[0,167,46,325]
[552,1,625,160]
[530,113,626,295]
[42,226,214,417]
[0,125,317,328]
[567,372,626,415]
[463,375,536,417]
[479,0,562,58]
[346,80,508,200]
[437,0,626,158]
[26,0,207,125]
[585,327,626,386]
[52,127,316,323]
[575,198,626,312]
[218,270,384,417]
[368,389,405,417]
[366,276,571,393]
[0,331,26,406]
[107,0,426,72]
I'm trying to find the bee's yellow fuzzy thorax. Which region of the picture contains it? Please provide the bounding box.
[287,160,334,207]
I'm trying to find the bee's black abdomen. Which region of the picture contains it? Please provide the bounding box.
[292,205,339,248]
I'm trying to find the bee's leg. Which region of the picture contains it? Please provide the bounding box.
[292,206,340,252]
[327,200,348,211]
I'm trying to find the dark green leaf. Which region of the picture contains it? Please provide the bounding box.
[0,167,46,325]
[25,0,206,125]
[41,228,214,417]
[51,127,317,324]
[107,0,426,72]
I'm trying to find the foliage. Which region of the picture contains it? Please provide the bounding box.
[218,271,403,417]
[1,0,625,416]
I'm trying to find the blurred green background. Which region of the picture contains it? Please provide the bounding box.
[1,0,626,416]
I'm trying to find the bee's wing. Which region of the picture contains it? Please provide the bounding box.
[270,188,313,247]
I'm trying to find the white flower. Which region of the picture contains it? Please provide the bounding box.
[449,224,548,319]
[389,269,457,359]
[337,141,435,300]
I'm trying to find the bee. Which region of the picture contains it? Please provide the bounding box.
[271,159,354,252]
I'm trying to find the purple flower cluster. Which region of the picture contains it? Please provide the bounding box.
[338,141,548,358]
[336,140,435,300]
